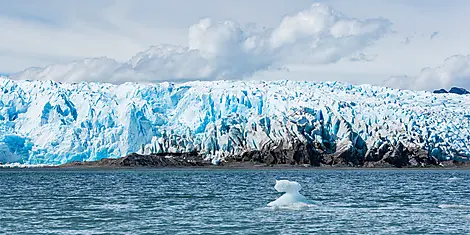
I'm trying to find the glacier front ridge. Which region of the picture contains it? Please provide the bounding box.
[0,78,469,165]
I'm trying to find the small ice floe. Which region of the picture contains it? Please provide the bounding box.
[447,177,464,182]
[211,158,222,166]
[0,163,54,168]
[438,204,470,210]
[267,180,314,210]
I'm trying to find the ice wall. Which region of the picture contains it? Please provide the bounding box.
[1,78,469,164]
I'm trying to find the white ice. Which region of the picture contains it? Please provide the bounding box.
[267,180,313,209]
[438,204,470,209]
[447,177,464,181]
[1,78,470,165]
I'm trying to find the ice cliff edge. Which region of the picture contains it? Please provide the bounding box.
[1,78,469,165]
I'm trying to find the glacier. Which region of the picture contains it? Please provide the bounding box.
[0,77,470,165]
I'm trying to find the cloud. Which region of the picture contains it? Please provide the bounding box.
[384,55,470,90]
[9,3,392,83]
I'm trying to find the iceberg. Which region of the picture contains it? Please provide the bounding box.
[0,77,470,165]
[267,180,312,208]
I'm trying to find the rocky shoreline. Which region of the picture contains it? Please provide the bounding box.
[57,144,470,169]
[59,152,209,168]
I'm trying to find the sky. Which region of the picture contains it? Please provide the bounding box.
[1,0,470,90]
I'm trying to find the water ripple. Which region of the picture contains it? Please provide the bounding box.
[0,169,469,234]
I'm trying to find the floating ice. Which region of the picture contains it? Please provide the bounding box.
[0,163,53,168]
[267,180,313,209]
[447,177,464,182]
[438,204,470,209]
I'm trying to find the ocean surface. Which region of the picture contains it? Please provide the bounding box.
[0,169,469,234]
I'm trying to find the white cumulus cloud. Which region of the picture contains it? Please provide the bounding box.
[385,55,470,91]
[10,3,392,84]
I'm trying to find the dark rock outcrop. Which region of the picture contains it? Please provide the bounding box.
[60,152,210,168]
[359,139,451,168]
[228,142,322,166]
[449,87,470,95]
[433,87,469,95]
[433,89,448,94]
[59,142,470,169]
[321,144,364,167]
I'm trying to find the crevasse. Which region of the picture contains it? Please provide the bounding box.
[0,78,469,165]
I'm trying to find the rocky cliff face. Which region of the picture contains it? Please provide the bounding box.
[59,146,469,168]
[224,138,463,168]
[433,87,470,95]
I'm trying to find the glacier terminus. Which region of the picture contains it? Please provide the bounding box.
[0,77,469,166]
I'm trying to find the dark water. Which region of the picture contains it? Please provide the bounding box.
[0,169,469,234]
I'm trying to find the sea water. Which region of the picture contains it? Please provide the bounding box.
[0,169,470,234]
